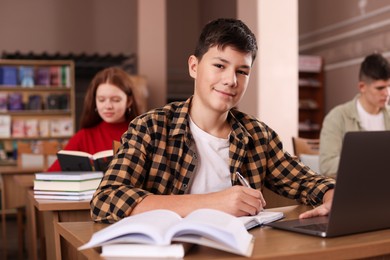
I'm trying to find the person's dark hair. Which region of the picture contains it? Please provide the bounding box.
[194,18,258,63]
[80,67,140,128]
[359,53,390,83]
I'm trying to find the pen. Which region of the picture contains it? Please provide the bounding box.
[236,171,251,188]
[236,171,265,213]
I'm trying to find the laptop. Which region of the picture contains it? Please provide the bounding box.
[265,131,390,237]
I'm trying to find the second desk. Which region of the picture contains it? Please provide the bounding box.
[27,189,91,260]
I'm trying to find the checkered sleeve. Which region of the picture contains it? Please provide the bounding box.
[90,101,194,223]
[90,116,153,223]
[263,127,335,206]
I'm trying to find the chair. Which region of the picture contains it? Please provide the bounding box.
[112,140,121,155]
[129,75,149,114]
[292,137,320,157]
[292,137,320,173]
[1,174,26,260]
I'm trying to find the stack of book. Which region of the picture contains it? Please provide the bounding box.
[33,171,104,201]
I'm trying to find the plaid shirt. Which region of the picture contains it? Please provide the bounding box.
[91,97,335,223]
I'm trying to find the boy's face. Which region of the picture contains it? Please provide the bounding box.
[188,45,253,114]
[359,79,390,112]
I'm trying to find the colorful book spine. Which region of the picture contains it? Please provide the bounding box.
[0,66,18,86]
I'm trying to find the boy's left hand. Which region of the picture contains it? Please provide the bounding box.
[299,189,334,219]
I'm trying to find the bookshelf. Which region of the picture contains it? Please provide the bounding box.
[0,59,75,169]
[298,55,324,139]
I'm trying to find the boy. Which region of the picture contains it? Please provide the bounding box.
[320,53,390,176]
[91,18,335,223]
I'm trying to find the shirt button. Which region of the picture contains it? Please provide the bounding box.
[193,153,197,159]
[182,184,188,189]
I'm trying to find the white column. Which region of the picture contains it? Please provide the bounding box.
[138,0,167,109]
[237,0,298,153]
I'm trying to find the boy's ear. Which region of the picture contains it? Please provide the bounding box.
[358,81,366,93]
[188,55,198,79]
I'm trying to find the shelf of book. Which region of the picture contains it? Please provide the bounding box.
[0,59,76,170]
[298,55,325,139]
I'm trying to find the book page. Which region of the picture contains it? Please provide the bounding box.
[168,208,253,256]
[92,149,113,160]
[79,209,182,250]
[58,150,92,158]
[239,210,284,230]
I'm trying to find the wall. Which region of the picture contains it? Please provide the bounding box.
[167,0,236,102]
[299,0,390,113]
[0,0,137,54]
[238,0,298,153]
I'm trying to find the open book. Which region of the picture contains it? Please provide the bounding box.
[79,208,256,257]
[57,149,113,172]
[240,210,284,229]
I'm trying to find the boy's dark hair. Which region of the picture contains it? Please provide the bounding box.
[194,18,258,63]
[359,53,390,82]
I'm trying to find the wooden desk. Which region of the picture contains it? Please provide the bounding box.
[56,205,390,260]
[29,189,91,260]
[0,166,41,259]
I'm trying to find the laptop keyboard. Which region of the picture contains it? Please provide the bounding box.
[295,223,328,232]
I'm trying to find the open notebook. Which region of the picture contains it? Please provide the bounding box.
[266,131,390,237]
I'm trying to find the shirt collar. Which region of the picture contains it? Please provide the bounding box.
[168,96,252,146]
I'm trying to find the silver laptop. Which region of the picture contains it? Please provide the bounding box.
[266,131,390,237]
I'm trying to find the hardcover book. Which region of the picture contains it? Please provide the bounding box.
[46,94,61,110]
[34,185,97,201]
[50,66,61,86]
[8,93,23,111]
[33,177,102,192]
[79,208,256,257]
[56,149,113,172]
[27,94,42,110]
[50,118,73,137]
[33,182,99,201]
[0,92,8,112]
[35,66,50,86]
[0,66,18,85]
[61,65,71,87]
[33,193,93,201]
[24,119,39,137]
[0,115,11,138]
[95,209,284,259]
[38,119,50,137]
[11,119,25,137]
[35,171,104,181]
[19,66,35,87]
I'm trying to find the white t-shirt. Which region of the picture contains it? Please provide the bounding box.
[188,117,231,194]
[357,100,385,131]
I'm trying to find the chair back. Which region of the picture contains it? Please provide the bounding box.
[112,140,121,155]
[292,137,319,157]
[292,137,320,173]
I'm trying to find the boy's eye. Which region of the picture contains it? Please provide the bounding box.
[237,70,249,76]
[214,64,224,69]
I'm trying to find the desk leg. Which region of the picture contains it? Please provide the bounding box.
[1,175,8,260]
[26,190,38,260]
[1,207,7,260]
[17,207,24,260]
[43,211,61,260]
